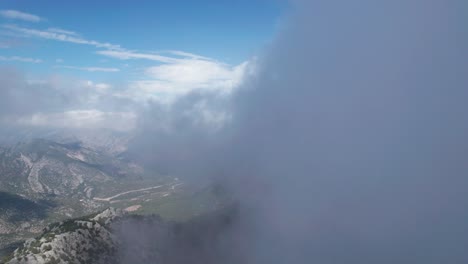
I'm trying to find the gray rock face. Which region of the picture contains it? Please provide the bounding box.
[92,208,124,225]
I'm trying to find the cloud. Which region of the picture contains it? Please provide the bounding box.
[146,60,247,88]
[0,68,80,118]
[125,60,251,103]
[126,0,468,263]
[140,59,250,97]
[96,50,179,63]
[47,27,79,36]
[97,48,254,101]
[1,20,247,104]
[17,110,136,132]
[164,50,215,61]
[2,24,218,69]
[3,24,122,50]
[0,68,138,133]
[97,50,219,64]
[0,56,42,63]
[0,10,42,22]
[58,65,120,72]
[85,81,111,92]
[1,1,467,263]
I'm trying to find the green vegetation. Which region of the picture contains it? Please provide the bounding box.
[1,253,14,263]
[0,191,52,222]
[137,185,230,221]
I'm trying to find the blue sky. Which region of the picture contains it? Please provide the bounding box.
[0,0,284,85]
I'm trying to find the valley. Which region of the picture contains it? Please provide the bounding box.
[0,138,226,260]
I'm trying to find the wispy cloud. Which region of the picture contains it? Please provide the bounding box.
[165,50,215,61]
[96,50,179,63]
[1,15,250,103]
[97,50,217,63]
[58,65,120,72]
[0,10,42,22]
[0,55,42,63]
[3,24,121,50]
[47,27,79,36]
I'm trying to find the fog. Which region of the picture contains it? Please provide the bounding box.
[1,0,467,263]
[226,0,467,262]
[122,0,468,263]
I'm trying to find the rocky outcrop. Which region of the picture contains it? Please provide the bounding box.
[4,205,241,264]
[4,208,125,264]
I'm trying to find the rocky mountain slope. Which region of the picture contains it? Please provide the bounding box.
[0,138,143,198]
[0,137,223,261]
[3,206,240,264]
[0,138,147,254]
[3,208,123,264]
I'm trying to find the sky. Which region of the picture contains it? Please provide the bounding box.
[0,0,284,132]
[0,1,467,263]
[0,0,284,96]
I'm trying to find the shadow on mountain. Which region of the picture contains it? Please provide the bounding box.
[0,192,55,222]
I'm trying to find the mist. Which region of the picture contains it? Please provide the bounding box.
[227,0,467,262]
[1,0,467,263]
[119,0,468,263]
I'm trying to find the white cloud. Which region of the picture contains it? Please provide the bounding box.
[0,19,254,104]
[56,58,64,63]
[165,50,215,61]
[3,24,122,50]
[94,83,111,90]
[17,110,136,132]
[146,59,247,89]
[97,50,219,64]
[84,81,111,92]
[0,55,42,63]
[0,10,42,22]
[127,59,252,102]
[47,27,78,36]
[96,50,178,63]
[58,66,120,72]
[97,48,254,101]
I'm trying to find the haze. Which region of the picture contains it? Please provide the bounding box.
[1,0,467,263]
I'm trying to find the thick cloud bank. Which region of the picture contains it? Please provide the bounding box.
[2,0,467,263]
[129,0,468,263]
[219,0,468,263]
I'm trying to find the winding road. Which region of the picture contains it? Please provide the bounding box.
[93,185,163,202]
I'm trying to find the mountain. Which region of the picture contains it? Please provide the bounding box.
[3,206,240,264]
[0,128,131,157]
[3,208,123,264]
[0,138,145,253]
[0,137,226,261]
[0,138,143,199]
[0,192,54,252]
